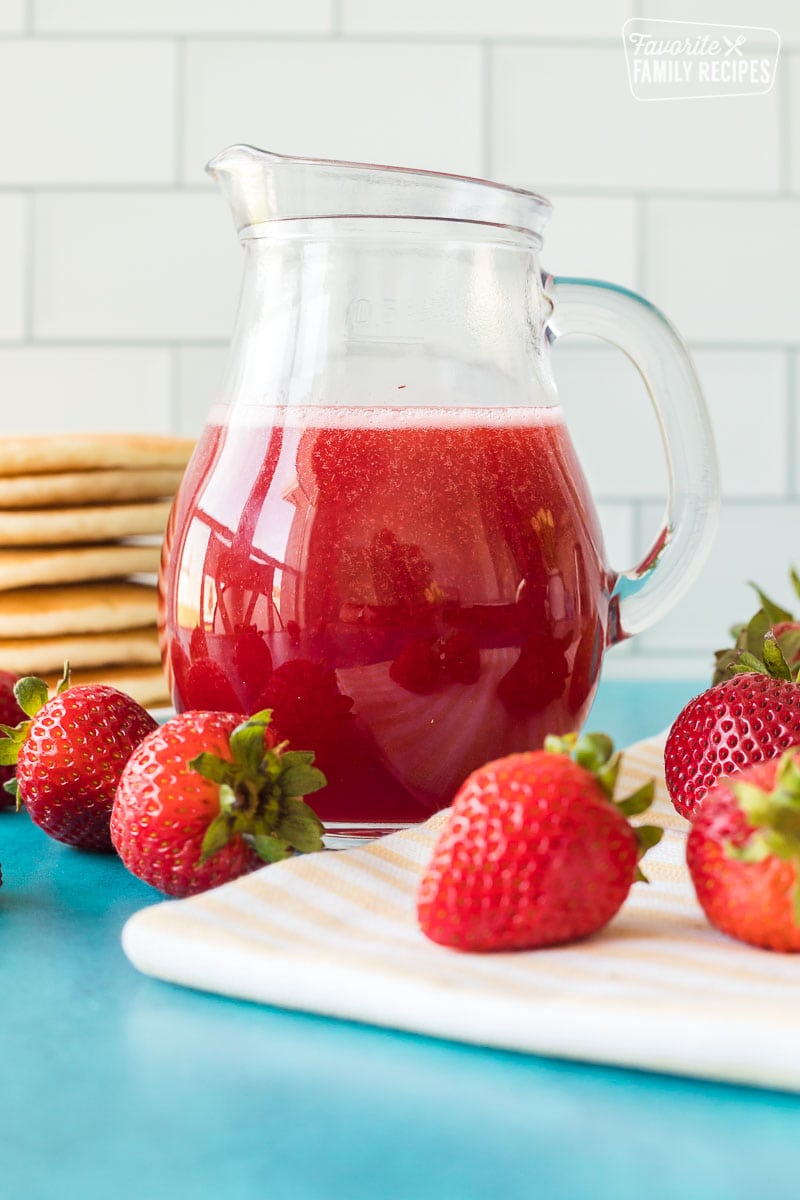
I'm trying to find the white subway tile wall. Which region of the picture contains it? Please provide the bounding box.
[1,6,797,680]
[0,348,173,433]
[0,42,176,184]
[341,0,631,39]
[34,193,240,340]
[0,194,26,338]
[0,1,24,33]
[182,41,484,182]
[541,195,640,290]
[639,1,800,46]
[34,1,334,34]
[790,55,800,189]
[492,46,782,193]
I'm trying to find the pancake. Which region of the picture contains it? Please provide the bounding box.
[0,627,160,675]
[0,543,162,591]
[0,582,158,638]
[46,663,171,709]
[0,433,195,477]
[0,502,171,546]
[0,467,185,509]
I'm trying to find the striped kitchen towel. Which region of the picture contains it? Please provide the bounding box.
[122,735,800,1092]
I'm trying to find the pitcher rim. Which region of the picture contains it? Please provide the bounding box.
[208,145,550,204]
[206,144,552,235]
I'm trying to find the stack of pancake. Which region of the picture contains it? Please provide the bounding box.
[0,433,195,709]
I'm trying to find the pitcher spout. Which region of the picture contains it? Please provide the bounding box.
[206,144,290,235]
[205,142,552,240]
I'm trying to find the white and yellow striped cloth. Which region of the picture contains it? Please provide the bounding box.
[122,735,800,1092]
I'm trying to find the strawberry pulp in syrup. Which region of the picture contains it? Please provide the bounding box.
[160,405,613,826]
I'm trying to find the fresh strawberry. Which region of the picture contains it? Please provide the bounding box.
[0,670,23,807]
[686,750,800,952]
[0,668,157,849]
[665,653,800,820]
[111,708,326,898]
[417,732,661,952]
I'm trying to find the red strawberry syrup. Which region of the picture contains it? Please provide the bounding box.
[160,405,614,828]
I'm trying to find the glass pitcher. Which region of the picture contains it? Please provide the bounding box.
[160,145,718,838]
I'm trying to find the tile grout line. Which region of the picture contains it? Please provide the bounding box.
[173,37,186,186]
[22,190,35,341]
[778,44,792,193]
[787,350,798,498]
[169,345,182,435]
[0,32,655,46]
[635,193,647,294]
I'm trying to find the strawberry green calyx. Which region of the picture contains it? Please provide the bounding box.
[0,663,71,803]
[194,708,327,865]
[543,730,662,877]
[726,748,800,924]
[727,631,798,683]
[714,573,800,684]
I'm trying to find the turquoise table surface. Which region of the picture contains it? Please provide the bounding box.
[5,676,800,1200]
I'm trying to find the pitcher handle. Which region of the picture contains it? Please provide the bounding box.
[544,275,719,643]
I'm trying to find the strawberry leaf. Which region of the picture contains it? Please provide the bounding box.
[635,823,663,853]
[616,780,655,818]
[0,721,28,766]
[791,567,800,605]
[777,627,800,664]
[248,707,274,726]
[543,732,577,757]
[0,740,20,767]
[277,796,325,853]
[188,707,327,867]
[573,732,614,773]
[14,676,50,718]
[745,610,772,658]
[712,646,742,684]
[189,752,237,787]
[725,833,772,864]
[200,812,235,863]
[762,632,792,681]
[278,750,316,770]
[748,583,793,627]
[230,716,270,773]
[279,764,327,799]
[250,833,292,863]
[634,823,663,880]
[729,653,770,676]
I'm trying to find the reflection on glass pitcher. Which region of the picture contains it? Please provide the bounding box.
[159,146,719,835]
